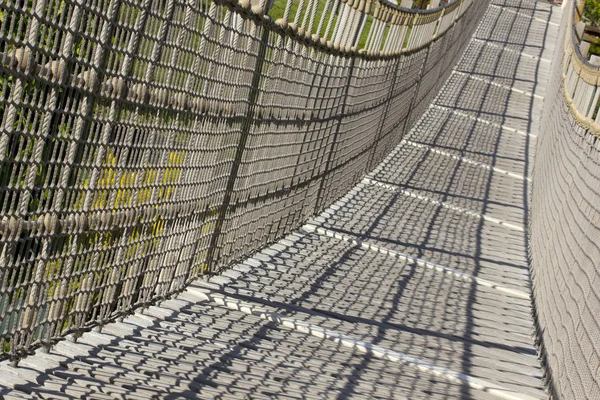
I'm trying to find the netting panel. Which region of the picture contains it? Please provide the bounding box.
[531,0,600,398]
[0,0,487,360]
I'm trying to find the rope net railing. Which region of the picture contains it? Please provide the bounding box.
[0,0,486,362]
[531,0,600,398]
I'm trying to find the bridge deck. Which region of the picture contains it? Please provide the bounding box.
[0,0,561,399]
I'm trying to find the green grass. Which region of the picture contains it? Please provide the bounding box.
[266,0,397,49]
[268,0,374,47]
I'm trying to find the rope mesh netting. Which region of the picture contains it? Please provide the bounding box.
[531,0,600,398]
[0,0,487,360]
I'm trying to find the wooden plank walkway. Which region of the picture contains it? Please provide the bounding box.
[0,0,562,398]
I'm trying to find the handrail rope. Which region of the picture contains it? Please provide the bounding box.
[562,0,600,135]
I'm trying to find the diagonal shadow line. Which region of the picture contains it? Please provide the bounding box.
[216,286,538,356]
[369,177,528,211]
[313,225,530,270]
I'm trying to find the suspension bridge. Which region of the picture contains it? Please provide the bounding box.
[0,0,598,397]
